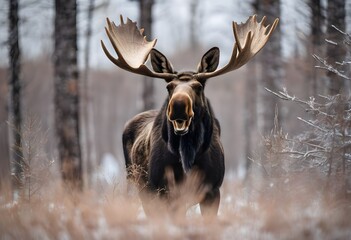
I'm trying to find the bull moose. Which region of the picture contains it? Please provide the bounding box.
[101,15,278,216]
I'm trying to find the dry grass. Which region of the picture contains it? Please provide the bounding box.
[1,170,351,240]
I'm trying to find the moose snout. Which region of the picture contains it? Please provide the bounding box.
[167,93,194,135]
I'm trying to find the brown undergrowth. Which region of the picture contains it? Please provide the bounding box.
[1,166,351,239]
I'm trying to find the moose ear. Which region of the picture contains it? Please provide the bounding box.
[197,47,220,73]
[150,48,174,74]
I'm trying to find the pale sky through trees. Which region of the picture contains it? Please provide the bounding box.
[2,0,348,69]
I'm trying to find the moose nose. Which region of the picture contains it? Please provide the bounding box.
[167,93,194,136]
[168,93,194,121]
[169,100,188,121]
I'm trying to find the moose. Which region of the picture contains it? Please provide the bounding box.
[101,15,278,216]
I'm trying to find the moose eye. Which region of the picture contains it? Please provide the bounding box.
[191,82,203,93]
[166,82,176,93]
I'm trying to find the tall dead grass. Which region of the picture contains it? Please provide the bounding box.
[1,169,351,239]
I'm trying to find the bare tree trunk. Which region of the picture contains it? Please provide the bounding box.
[82,0,97,188]
[256,0,284,135]
[326,0,346,95]
[0,124,11,197]
[8,0,23,196]
[190,0,199,50]
[54,0,82,190]
[243,0,260,171]
[139,0,154,111]
[309,0,323,96]
[244,60,258,170]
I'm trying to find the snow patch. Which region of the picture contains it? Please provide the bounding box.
[94,153,122,185]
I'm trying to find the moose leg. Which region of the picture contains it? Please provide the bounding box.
[199,188,220,217]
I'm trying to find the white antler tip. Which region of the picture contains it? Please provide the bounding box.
[260,16,267,25]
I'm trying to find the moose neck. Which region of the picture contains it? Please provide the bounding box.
[163,99,213,173]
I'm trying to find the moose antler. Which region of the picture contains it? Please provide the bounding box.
[101,15,176,80]
[195,15,279,80]
[101,15,278,81]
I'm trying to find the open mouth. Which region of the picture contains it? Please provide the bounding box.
[172,119,191,136]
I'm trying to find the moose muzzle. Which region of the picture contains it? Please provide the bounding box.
[167,93,194,136]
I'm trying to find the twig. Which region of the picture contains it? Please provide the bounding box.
[313,54,350,80]
[325,39,337,45]
[331,25,350,38]
[297,117,328,133]
[265,88,333,117]
[300,141,327,150]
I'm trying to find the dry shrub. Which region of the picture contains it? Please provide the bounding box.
[261,89,351,193]
[239,87,351,238]
[8,115,55,203]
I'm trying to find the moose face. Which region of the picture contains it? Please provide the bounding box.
[166,79,203,135]
[150,48,220,136]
